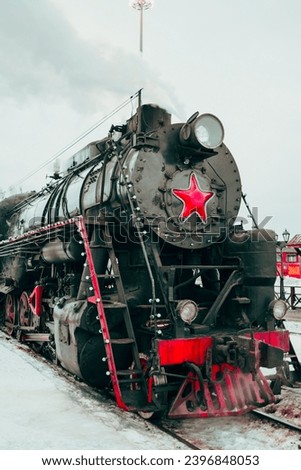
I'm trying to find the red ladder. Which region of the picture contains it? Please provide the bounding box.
[75,216,153,412]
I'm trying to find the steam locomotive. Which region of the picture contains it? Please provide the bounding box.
[0,100,291,419]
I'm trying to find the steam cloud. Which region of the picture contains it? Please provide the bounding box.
[0,0,183,116]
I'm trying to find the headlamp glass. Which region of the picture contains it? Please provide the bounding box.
[176,299,198,324]
[269,299,288,321]
[194,114,224,149]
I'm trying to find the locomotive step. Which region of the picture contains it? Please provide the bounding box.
[135,304,166,309]
[4,324,40,334]
[19,332,50,342]
[121,390,159,410]
[89,245,108,248]
[90,243,112,249]
[18,326,36,331]
[231,297,251,304]
[118,378,144,385]
[117,369,142,376]
[103,302,127,309]
[117,370,144,384]
[96,274,120,279]
[110,338,135,345]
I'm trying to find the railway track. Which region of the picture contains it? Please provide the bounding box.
[156,382,301,449]
[157,407,301,450]
[251,383,301,432]
[1,329,301,450]
[252,409,301,432]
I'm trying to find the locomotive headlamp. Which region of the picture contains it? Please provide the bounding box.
[176,299,198,324]
[194,114,224,149]
[268,299,288,321]
[179,113,224,150]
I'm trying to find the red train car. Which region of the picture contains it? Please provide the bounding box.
[277,235,301,280]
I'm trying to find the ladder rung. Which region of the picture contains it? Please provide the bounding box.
[111,338,135,345]
[90,244,111,249]
[232,297,251,304]
[117,369,142,376]
[97,274,119,278]
[103,302,127,309]
[135,304,166,308]
[118,377,144,384]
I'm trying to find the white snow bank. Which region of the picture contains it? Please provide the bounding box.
[0,333,188,450]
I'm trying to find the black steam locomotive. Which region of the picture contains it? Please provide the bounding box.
[0,100,291,419]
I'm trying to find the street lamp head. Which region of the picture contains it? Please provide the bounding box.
[130,0,154,54]
[282,228,290,244]
[130,0,154,10]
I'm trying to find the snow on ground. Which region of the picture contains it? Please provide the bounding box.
[0,333,188,451]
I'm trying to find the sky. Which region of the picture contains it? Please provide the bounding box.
[0,0,301,238]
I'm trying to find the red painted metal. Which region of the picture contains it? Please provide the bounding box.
[168,367,275,418]
[253,330,290,352]
[160,331,289,418]
[147,376,154,404]
[157,337,213,366]
[75,217,129,411]
[276,237,301,279]
[172,173,214,222]
[0,219,76,246]
[158,331,289,370]
[28,285,44,316]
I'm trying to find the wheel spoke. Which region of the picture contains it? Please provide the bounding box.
[19,291,32,327]
[4,293,17,335]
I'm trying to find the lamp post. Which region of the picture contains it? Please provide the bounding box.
[130,0,154,54]
[278,228,290,300]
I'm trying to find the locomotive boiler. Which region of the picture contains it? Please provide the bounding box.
[0,100,291,419]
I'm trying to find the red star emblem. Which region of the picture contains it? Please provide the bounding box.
[172,173,214,222]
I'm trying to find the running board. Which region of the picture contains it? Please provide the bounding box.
[20,333,50,342]
[168,368,275,418]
